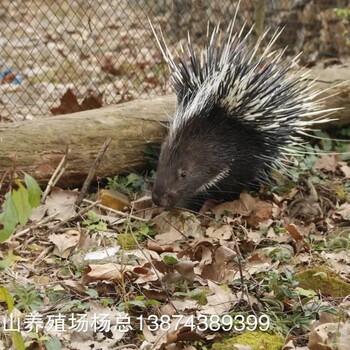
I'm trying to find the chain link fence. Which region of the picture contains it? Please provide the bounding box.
[0,0,349,120]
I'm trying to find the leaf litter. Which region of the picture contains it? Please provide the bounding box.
[0,147,350,350]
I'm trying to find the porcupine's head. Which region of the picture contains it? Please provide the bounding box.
[151,102,245,209]
[150,16,334,209]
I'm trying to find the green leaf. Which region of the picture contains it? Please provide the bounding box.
[86,288,99,298]
[0,192,19,242]
[24,173,41,207]
[0,288,25,349]
[163,255,178,265]
[0,286,15,311]
[126,300,146,308]
[144,299,161,307]
[12,183,32,225]
[295,287,317,298]
[0,250,15,270]
[12,331,26,350]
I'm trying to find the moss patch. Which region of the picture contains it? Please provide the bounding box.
[295,268,350,298]
[117,233,137,250]
[211,331,284,350]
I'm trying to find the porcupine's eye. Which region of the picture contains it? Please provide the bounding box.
[180,171,187,178]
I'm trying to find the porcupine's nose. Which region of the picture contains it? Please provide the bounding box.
[152,191,175,208]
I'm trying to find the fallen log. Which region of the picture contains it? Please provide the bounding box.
[308,64,350,128]
[0,64,349,189]
[0,95,175,188]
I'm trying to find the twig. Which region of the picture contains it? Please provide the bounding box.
[235,224,257,315]
[41,149,68,203]
[75,138,112,207]
[33,245,54,266]
[12,212,59,239]
[82,199,148,222]
[231,228,245,295]
[123,201,180,315]
[51,200,100,233]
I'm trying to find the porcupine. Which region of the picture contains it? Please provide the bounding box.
[150,13,334,210]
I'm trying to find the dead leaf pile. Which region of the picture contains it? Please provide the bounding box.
[1,159,350,350]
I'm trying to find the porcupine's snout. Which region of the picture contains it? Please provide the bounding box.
[152,188,177,208]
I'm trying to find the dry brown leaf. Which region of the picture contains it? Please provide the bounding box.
[147,240,175,253]
[174,261,196,284]
[285,223,305,241]
[214,246,237,264]
[246,229,264,244]
[69,304,129,347]
[314,154,340,173]
[196,243,214,271]
[201,280,239,315]
[60,280,87,295]
[282,339,296,350]
[142,288,168,302]
[77,229,101,250]
[155,227,184,245]
[340,164,350,178]
[153,210,202,238]
[320,251,350,276]
[171,300,199,311]
[133,266,159,284]
[29,205,48,222]
[337,322,350,350]
[130,248,162,263]
[45,187,77,220]
[205,224,232,240]
[50,88,81,115]
[336,202,350,220]
[80,94,103,111]
[49,230,80,258]
[82,263,133,283]
[308,322,349,350]
[212,192,256,216]
[50,88,103,115]
[199,262,237,283]
[245,250,274,275]
[212,193,273,228]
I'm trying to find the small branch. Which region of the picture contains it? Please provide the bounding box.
[233,225,256,315]
[124,202,180,315]
[33,245,54,266]
[51,200,100,233]
[83,199,148,222]
[41,149,68,203]
[12,212,59,239]
[75,138,112,207]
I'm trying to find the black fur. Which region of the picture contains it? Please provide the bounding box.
[152,104,279,209]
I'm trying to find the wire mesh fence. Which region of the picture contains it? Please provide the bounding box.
[0,0,349,120]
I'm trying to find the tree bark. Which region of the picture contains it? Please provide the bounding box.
[0,64,349,189]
